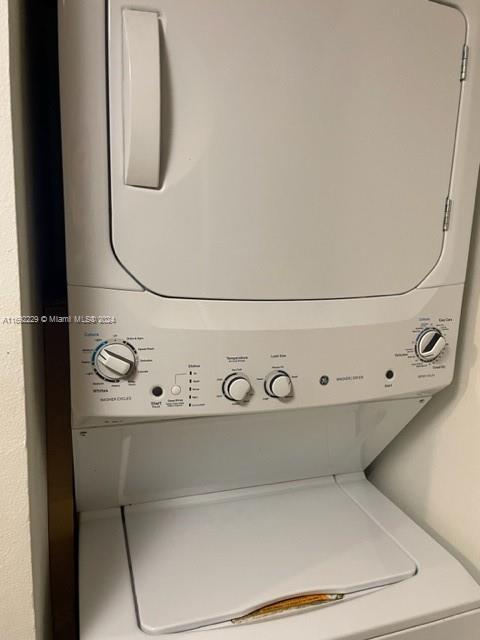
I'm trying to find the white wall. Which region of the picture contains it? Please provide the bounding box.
[370,181,480,583]
[0,1,50,639]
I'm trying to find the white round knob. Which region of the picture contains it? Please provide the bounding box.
[94,342,136,381]
[416,328,446,363]
[265,371,292,398]
[223,374,252,402]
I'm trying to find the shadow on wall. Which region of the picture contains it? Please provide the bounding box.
[369,171,480,583]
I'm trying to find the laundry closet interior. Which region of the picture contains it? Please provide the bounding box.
[32,0,480,638]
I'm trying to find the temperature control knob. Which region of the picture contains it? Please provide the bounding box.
[415,328,446,363]
[94,342,136,381]
[222,374,252,402]
[265,370,292,398]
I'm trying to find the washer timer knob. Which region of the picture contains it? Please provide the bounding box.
[223,374,252,402]
[94,342,136,381]
[415,328,446,362]
[265,370,292,398]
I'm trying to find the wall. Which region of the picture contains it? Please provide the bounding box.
[370,180,480,582]
[0,1,50,639]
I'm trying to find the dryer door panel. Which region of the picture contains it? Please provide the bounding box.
[108,0,464,300]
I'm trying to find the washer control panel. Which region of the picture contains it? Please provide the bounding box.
[68,284,463,426]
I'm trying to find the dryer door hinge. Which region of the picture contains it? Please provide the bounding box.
[460,44,469,81]
[443,197,453,231]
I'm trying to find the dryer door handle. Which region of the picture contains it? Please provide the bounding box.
[123,9,161,189]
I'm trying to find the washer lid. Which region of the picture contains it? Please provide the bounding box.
[124,477,416,634]
[108,0,464,300]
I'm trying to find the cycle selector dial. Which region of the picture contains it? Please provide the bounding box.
[415,328,446,362]
[265,370,292,398]
[222,374,252,402]
[94,342,136,381]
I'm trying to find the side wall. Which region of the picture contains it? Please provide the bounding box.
[370,182,480,582]
[0,1,50,638]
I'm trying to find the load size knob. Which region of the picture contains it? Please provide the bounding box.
[415,328,446,363]
[222,374,252,402]
[265,370,292,398]
[94,342,136,381]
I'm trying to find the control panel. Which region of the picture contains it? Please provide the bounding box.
[89,330,447,389]
[68,284,462,427]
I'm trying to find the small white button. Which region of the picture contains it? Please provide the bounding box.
[171,385,181,395]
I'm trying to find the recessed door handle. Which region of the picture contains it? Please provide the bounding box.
[123,9,161,188]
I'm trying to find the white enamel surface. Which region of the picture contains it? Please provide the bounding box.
[124,478,415,633]
[58,1,480,294]
[78,477,480,640]
[58,0,141,290]
[72,398,429,511]
[68,284,461,424]
[421,0,480,291]
[108,0,463,301]
[123,10,161,188]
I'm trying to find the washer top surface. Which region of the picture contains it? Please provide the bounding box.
[124,478,416,634]
[109,0,464,300]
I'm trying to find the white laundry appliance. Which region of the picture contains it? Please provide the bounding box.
[58,0,480,638]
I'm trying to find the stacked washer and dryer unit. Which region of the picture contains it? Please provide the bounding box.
[59,1,480,638]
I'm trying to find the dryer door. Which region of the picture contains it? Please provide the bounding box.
[108,0,464,300]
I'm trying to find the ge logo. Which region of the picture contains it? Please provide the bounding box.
[319,375,329,386]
